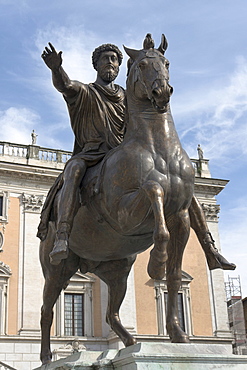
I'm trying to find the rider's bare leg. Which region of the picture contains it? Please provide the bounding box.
[49,159,87,265]
[189,195,236,271]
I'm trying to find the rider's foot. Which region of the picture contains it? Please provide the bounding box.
[49,239,69,265]
[49,224,70,265]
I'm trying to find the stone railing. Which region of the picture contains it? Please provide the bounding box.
[0,142,28,158]
[0,141,71,164]
[0,141,211,177]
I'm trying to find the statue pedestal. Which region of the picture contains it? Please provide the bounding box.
[34,342,247,369]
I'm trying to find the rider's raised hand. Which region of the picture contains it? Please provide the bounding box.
[41,42,62,70]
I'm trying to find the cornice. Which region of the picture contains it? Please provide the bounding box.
[194,177,229,196]
[0,160,229,197]
[0,160,62,183]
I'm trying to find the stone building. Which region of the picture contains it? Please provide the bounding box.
[0,140,232,369]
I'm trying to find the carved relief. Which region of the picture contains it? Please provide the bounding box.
[202,203,220,221]
[0,261,12,275]
[22,193,44,213]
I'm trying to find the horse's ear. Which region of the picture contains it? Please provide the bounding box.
[126,58,134,76]
[143,33,155,49]
[123,45,139,61]
[158,34,168,55]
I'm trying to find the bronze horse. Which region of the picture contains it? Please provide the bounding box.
[40,34,195,365]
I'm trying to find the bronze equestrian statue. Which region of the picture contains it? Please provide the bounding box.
[38,34,235,365]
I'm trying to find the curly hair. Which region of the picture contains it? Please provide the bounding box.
[92,44,123,70]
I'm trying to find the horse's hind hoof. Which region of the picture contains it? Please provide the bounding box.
[167,322,190,343]
[171,334,190,343]
[124,336,137,347]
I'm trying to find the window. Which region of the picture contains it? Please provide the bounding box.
[55,272,95,337]
[0,262,11,335]
[155,271,193,336]
[0,196,3,217]
[64,293,84,336]
[0,191,9,223]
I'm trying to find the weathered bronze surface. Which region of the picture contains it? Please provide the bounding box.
[38,34,235,365]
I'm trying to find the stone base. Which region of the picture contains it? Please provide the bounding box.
[34,342,247,369]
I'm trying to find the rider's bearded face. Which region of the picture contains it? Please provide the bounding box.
[97,51,119,83]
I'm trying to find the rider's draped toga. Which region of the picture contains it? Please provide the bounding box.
[37,82,125,240]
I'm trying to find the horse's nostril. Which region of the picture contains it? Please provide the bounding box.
[152,88,160,97]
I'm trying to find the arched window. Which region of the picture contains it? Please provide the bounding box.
[154,271,193,336]
[0,262,11,334]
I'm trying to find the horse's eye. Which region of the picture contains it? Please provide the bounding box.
[165,62,170,69]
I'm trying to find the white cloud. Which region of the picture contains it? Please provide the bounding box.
[34,26,96,82]
[0,107,40,144]
[173,56,247,165]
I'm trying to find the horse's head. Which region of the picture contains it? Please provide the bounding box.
[124,34,173,113]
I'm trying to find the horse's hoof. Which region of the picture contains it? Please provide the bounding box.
[124,336,137,347]
[147,260,166,280]
[167,322,190,343]
[206,251,236,271]
[41,355,52,366]
[147,248,167,279]
[171,334,190,343]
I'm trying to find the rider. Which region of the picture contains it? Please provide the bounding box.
[37,42,235,271]
[38,42,125,265]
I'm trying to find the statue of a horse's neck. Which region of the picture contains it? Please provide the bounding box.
[125,94,180,156]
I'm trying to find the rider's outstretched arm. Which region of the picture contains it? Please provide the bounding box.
[41,42,79,99]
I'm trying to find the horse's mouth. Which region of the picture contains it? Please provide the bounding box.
[151,98,169,113]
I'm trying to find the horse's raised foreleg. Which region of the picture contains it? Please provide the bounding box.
[166,210,190,343]
[143,181,169,280]
[95,256,137,347]
[117,180,168,280]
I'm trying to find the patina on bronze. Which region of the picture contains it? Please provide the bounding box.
[38,34,235,365]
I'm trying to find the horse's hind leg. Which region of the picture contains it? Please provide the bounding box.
[40,274,66,364]
[95,256,137,347]
[166,210,190,343]
[40,235,79,364]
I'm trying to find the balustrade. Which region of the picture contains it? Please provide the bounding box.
[0,141,71,164]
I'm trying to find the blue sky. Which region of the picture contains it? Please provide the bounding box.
[1,1,247,296]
